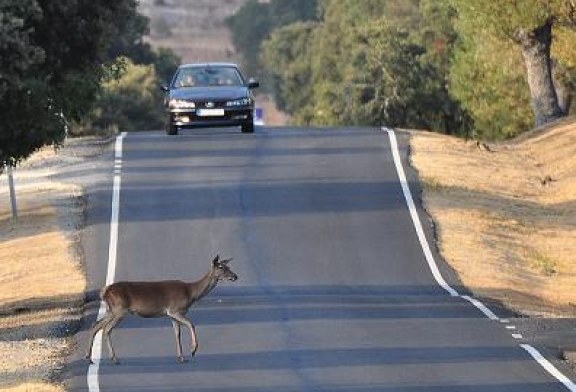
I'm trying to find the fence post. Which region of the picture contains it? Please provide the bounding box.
[7,165,18,223]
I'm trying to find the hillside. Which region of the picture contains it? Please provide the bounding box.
[411,118,576,316]
[138,0,249,64]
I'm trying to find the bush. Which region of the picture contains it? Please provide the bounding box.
[72,59,165,135]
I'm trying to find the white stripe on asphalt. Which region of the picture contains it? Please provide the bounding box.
[87,132,126,392]
[384,128,458,297]
[460,295,500,321]
[384,127,575,391]
[521,344,576,391]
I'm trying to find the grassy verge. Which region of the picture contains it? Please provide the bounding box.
[0,148,90,391]
[411,117,576,316]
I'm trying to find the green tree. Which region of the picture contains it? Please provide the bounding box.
[0,0,140,170]
[262,0,470,133]
[450,28,534,139]
[262,22,317,124]
[77,59,165,134]
[450,0,576,127]
[227,0,318,78]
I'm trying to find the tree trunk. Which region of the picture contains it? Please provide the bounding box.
[552,60,572,115]
[517,20,564,127]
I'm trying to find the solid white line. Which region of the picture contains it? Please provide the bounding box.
[385,128,503,318]
[87,132,126,392]
[384,127,576,390]
[521,344,576,391]
[460,295,499,321]
[384,128,459,297]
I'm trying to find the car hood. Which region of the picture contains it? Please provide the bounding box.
[169,86,249,101]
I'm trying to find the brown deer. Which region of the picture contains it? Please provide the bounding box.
[85,255,238,364]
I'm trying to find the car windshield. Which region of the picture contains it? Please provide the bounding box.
[173,67,244,88]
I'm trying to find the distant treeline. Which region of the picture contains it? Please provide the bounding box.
[228,0,576,140]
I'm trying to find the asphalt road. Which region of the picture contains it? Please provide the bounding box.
[70,126,575,391]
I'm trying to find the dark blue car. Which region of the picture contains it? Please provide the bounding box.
[162,63,259,135]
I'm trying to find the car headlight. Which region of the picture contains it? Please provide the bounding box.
[169,99,196,109]
[225,98,251,107]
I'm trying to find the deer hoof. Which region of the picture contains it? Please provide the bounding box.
[177,356,188,363]
[112,358,121,365]
[85,356,94,365]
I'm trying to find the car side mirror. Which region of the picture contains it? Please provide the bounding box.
[248,78,260,89]
[160,85,169,92]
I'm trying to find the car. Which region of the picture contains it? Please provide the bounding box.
[162,63,259,135]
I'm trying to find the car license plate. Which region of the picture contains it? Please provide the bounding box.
[197,109,224,117]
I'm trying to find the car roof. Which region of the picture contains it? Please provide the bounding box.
[178,63,240,69]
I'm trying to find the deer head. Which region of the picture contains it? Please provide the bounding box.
[211,255,238,282]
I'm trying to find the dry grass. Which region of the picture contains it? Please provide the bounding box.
[411,117,576,316]
[0,149,87,391]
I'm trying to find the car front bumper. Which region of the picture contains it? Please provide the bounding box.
[168,107,253,128]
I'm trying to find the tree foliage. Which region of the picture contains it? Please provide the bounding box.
[227,0,318,78]
[261,0,471,134]
[0,0,140,170]
[253,0,576,138]
[261,22,316,124]
[0,0,181,169]
[75,59,165,135]
[450,0,576,127]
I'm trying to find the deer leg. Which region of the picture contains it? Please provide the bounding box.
[167,311,198,357]
[170,319,186,363]
[102,313,125,365]
[85,312,115,363]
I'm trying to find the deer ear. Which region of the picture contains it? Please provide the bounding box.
[221,258,233,265]
[212,255,220,265]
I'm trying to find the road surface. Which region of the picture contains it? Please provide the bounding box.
[69,127,575,391]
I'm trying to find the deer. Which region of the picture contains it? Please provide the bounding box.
[85,255,238,364]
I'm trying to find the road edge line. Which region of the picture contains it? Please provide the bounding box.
[87,132,126,392]
[384,126,576,390]
[384,127,458,297]
[521,344,576,391]
[384,127,503,319]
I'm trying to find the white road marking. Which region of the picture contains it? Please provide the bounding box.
[512,333,523,339]
[384,128,458,297]
[87,132,126,392]
[521,344,576,391]
[384,127,576,390]
[386,127,502,321]
[460,295,499,321]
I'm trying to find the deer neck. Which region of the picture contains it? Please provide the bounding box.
[189,269,219,301]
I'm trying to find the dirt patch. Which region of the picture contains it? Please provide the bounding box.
[0,141,104,391]
[410,117,576,317]
[256,94,290,126]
